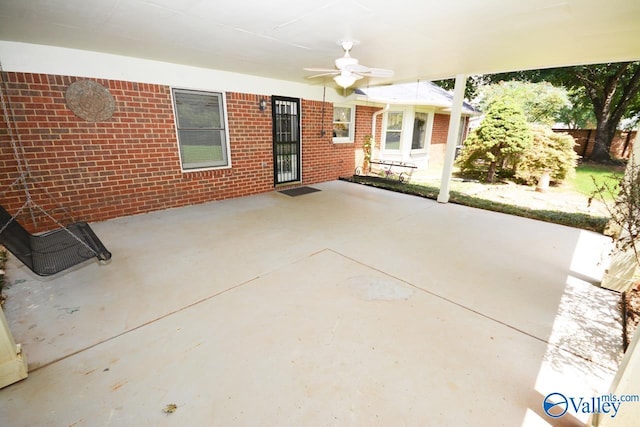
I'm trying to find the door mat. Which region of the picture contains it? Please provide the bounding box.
[279,186,321,197]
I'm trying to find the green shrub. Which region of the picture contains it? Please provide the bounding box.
[514,125,579,185]
[592,156,640,265]
[457,98,533,182]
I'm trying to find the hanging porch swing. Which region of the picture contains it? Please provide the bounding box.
[0,62,111,276]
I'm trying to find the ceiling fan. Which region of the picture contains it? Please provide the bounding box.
[304,40,394,89]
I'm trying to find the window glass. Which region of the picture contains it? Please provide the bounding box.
[412,112,427,149]
[333,105,354,142]
[173,89,230,170]
[387,112,403,130]
[384,112,403,150]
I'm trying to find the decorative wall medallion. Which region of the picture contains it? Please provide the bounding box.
[65,80,115,122]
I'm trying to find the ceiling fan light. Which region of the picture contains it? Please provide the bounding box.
[334,74,357,88]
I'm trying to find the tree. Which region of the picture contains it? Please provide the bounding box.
[478,81,569,126]
[457,98,533,182]
[490,62,640,162]
[620,89,640,130]
[437,62,640,162]
[514,125,578,185]
[433,75,488,100]
[556,87,597,129]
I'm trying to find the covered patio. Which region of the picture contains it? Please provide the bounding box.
[0,180,622,426]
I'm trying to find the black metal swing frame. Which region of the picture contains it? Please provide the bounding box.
[1,62,112,277]
[0,205,111,276]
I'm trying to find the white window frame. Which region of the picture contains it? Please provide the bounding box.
[382,110,405,152]
[411,109,434,154]
[332,104,355,143]
[411,111,428,152]
[171,88,232,172]
[457,116,468,146]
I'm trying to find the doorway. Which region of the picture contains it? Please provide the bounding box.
[272,96,301,185]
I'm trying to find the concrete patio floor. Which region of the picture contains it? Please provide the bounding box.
[0,180,623,426]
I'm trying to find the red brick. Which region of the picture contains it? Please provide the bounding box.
[0,72,361,232]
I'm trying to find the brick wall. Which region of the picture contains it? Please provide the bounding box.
[353,105,382,171]
[553,129,636,159]
[299,99,355,184]
[0,72,355,231]
[428,113,451,165]
[427,114,470,165]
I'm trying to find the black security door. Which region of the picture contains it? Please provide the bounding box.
[272,96,301,185]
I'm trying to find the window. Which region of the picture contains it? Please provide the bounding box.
[333,105,354,142]
[384,112,403,150]
[458,116,468,145]
[412,112,428,150]
[455,116,468,159]
[172,88,231,170]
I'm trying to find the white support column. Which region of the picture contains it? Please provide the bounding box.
[0,304,28,388]
[594,324,640,426]
[600,125,640,292]
[593,124,640,427]
[437,74,467,203]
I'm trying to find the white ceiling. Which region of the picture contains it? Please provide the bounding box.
[1,0,639,87]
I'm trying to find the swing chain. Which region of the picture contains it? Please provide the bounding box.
[0,59,100,257]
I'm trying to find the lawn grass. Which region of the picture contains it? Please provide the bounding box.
[342,175,610,234]
[568,162,625,200]
[181,144,223,164]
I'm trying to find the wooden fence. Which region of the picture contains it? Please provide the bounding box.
[553,129,636,159]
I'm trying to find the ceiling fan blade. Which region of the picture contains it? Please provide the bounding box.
[307,72,340,79]
[343,63,369,73]
[304,67,337,72]
[355,68,395,78]
[304,40,394,83]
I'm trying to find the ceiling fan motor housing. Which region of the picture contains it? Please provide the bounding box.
[304,40,393,88]
[335,56,358,70]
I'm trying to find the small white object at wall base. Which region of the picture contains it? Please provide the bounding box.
[600,247,638,293]
[0,306,28,388]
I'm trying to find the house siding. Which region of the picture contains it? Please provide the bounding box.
[0,72,355,231]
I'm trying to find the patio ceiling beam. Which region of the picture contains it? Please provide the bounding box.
[437,74,467,204]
